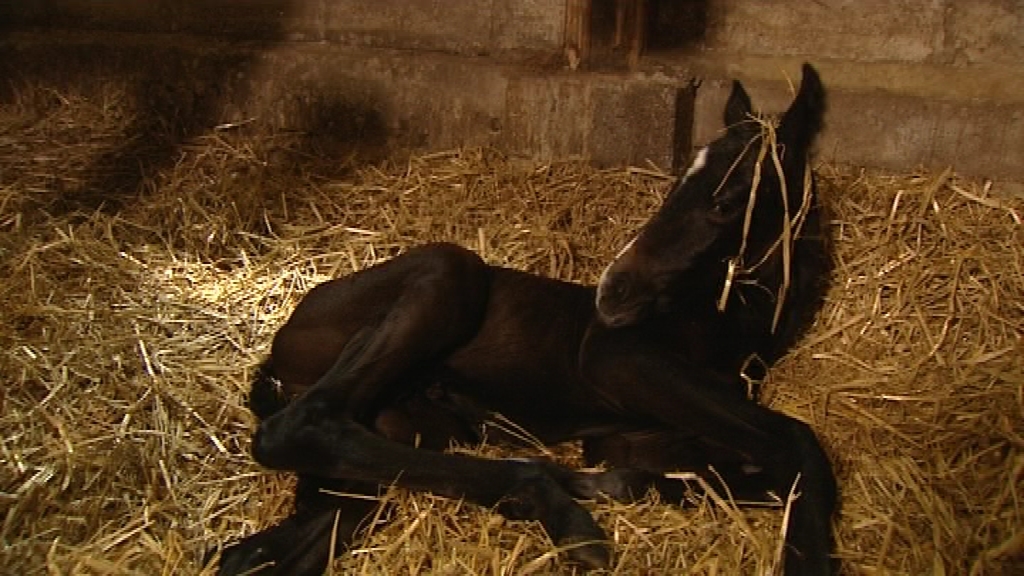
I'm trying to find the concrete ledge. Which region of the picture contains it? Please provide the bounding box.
[2,30,1022,182]
[506,73,684,168]
[0,31,687,172]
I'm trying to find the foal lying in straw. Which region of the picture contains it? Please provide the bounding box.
[220,64,836,576]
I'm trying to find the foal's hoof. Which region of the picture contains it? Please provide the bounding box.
[497,467,613,571]
[216,510,335,576]
[574,468,658,502]
[553,501,613,570]
[560,536,612,570]
[217,540,275,575]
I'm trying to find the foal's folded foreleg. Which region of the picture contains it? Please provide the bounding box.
[253,409,612,569]
[582,329,837,575]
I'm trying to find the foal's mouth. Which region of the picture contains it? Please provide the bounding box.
[595,274,654,328]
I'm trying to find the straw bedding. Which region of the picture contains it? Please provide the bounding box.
[1,84,1021,575]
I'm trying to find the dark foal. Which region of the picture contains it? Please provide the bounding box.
[219,64,836,575]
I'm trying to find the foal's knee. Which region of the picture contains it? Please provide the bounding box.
[248,360,288,421]
[251,390,349,472]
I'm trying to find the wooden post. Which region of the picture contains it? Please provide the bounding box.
[627,0,646,69]
[613,0,647,69]
[564,0,591,70]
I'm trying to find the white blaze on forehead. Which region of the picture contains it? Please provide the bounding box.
[683,147,708,181]
[597,148,705,313]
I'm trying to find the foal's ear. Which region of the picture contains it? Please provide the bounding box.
[778,63,826,153]
[724,80,753,131]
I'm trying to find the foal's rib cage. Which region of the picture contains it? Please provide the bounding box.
[218,63,836,576]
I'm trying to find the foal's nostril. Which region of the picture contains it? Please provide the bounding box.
[595,279,633,327]
[600,272,629,303]
[611,277,631,301]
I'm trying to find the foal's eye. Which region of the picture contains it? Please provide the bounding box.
[710,196,744,221]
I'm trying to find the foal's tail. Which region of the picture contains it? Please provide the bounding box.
[248,359,289,421]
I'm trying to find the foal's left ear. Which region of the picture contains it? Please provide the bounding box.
[724,80,753,132]
[778,63,826,153]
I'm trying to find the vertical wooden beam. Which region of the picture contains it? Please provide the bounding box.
[564,0,591,70]
[627,0,647,69]
[614,0,627,48]
[612,0,648,69]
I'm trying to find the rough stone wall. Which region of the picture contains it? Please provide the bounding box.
[702,0,1024,67]
[687,0,1024,181]
[0,0,564,53]
[2,0,1022,181]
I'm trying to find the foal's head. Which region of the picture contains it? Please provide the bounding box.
[597,64,826,329]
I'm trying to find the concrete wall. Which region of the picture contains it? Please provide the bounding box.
[702,0,1024,67]
[687,0,1024,180]
[0,1,564,54]
[2,0,1022,182]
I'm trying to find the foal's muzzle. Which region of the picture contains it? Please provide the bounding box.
[596,267,655,328]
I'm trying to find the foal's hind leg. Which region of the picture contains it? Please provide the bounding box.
[220,384,486,576]
[245,243,612,569]
[217,477,379,576]
[265,242,492,423]
[254,412,612,569]
[221,244,498,575]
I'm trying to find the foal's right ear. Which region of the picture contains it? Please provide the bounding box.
[777,63,826,153]
[724,80,753,131]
